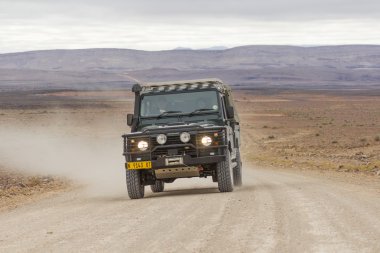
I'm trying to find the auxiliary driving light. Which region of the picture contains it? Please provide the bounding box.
[137,140,149,151]
[156,134,167,145]
[201,136,212,146]
[180,132,191,143]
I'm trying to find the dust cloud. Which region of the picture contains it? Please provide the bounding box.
[0,125,126,196]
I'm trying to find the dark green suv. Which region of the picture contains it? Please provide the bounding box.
[122,79,242,199]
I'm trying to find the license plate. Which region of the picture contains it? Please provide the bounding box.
[127,161,152,170]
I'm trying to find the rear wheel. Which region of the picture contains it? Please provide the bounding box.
[150,180,165,193]
[216,150,233,192]
[233,148,243,187]
[126,170,145,199]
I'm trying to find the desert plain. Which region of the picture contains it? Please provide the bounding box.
[1,88,380,208]
[0,88,380,252]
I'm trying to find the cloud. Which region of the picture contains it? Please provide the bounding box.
[0,0,380,52]
[2,0,380,21]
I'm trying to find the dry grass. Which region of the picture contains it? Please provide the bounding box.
[235,90,380,176]
[0,168,68,211]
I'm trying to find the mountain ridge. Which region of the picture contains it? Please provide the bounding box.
[1,45,380,90]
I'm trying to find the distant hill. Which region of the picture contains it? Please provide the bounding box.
[199,46,229,51]
[1,45,380,90]
[173,47,193,51]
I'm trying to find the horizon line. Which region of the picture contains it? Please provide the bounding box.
[1,44,380,55]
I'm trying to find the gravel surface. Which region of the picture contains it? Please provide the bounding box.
[0,166,379,253]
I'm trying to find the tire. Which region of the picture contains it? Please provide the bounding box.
[126,170,145,199]
[233,148,243,187]
[216,150,233,192]
[150,180,165,193]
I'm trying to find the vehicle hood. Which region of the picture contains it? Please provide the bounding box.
[124,122,224,137]
[141,122,217,132]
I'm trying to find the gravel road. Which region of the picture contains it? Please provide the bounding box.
[0,167,379,253]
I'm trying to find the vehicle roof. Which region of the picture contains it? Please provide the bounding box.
[134,78,231,94]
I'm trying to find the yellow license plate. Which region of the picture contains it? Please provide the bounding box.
[126,161,152,170]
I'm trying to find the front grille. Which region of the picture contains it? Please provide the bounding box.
[151,135,196,146]
[151,134,196,159]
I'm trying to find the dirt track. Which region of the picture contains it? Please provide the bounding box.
[1,166,379,253]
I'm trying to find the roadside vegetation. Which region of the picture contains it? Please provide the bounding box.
[236,90,380,176]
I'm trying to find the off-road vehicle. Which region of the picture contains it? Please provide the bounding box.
[122,79,242,199]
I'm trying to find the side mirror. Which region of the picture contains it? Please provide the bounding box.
[127,114,134,126]
[226,106,234,119]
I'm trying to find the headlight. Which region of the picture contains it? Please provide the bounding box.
[156,134,167,145]
[180,132,190,143]
[137,140,148,151]
[201,136,212,146]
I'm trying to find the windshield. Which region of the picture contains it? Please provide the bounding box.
[140,90,220,118]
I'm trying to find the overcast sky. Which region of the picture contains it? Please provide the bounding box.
[1,0,380,53]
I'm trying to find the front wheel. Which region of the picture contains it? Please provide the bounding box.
[126,170,145,199]
[150,180,165,193]
[216,150,233,192]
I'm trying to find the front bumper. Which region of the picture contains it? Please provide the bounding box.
[124,154,225,170]
[152,154,225,169]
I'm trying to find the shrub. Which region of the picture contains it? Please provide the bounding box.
[26,177,42,187]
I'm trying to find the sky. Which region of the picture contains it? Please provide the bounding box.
[1,0,380,53]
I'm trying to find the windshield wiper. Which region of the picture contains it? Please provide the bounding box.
[188,108,215,116]
[156,110,183,118]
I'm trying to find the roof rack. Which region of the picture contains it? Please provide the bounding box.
[145,78,222,86]
[133,78,229,94]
